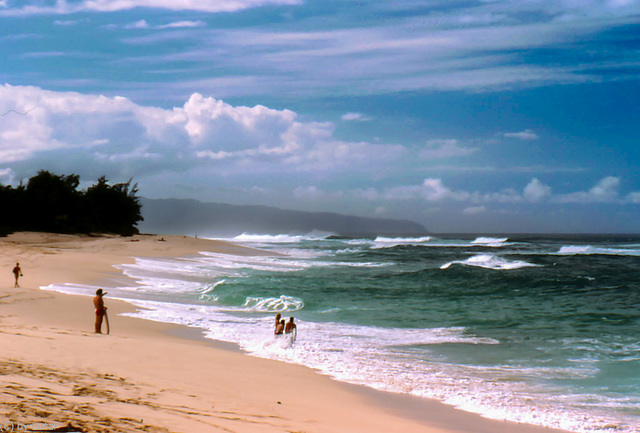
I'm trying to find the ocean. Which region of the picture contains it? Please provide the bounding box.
[45,233,640,433]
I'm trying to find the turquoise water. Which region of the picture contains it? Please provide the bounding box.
[45,233,640,432]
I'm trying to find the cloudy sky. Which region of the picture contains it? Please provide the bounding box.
[1,0,639,233]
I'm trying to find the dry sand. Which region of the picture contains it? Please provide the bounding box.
[0,232,574,433]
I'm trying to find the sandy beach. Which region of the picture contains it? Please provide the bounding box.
[0,232,574,433]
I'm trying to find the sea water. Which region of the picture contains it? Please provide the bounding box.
[44,233,640,433]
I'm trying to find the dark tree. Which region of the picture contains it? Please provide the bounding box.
[84,176,143,236]
[0,183,25,235]
[0,171,143,236]
[24,171,83,233]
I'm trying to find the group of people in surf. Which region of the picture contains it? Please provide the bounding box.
[274,313,297,340]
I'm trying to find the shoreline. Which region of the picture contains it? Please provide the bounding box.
[0,232,573,433]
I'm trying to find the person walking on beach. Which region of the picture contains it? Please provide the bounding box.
[93,289,108,334]
[285,317,297,340]
[12,262,23,288]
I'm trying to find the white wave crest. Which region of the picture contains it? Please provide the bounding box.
[372,236,433,249]
[374,236,433,243]
[558,245,640,256]
[230,231,335,244]
[471,237,509,246]
[241,295,304,312]
[197,280,226,299]
[441,254,537,270]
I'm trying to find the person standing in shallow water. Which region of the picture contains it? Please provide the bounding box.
[285,317,297,341]
[274,313,281,332]
[93,289,107,334]
[275,319,285,336]
[12,262,22,288]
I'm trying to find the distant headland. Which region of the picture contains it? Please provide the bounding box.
[139,197,429,238]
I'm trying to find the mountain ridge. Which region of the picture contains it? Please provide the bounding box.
[139,197,428,237]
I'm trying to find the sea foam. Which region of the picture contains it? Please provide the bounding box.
[440,254,537,270]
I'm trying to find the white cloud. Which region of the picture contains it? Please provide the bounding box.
[627,191,640,203]
[503,129,539,140]
[158,20,206,29]
[421,178,452,201]
[556,176,621,203]
[421,178,470,201]
[381,185,422,200]
[0,84,404,180]
[359,176,620,207]
[125,19,150,29]
[124,19,206,29]
[292,185,343,200]
[589,176,621,201]
[193,13,613,97]
[524,178,552,202]
[356,187,380,201]
[420,139,477,159]
[6,0,640,100]
[341,112,371,122]
[477,188,522,203]
[0,167,16,185]
[294,186,322,199]
[53,19,77,26]
[0,0,302,15]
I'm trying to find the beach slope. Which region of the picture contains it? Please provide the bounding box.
[0,232,571,433]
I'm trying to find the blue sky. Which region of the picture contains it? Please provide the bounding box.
[1,0,639,233]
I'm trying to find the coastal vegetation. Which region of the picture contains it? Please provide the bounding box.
[0,170,143,236]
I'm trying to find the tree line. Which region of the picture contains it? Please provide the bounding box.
[0,170,143,236]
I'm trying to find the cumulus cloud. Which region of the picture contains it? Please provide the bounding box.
[556,176,621,203]
[422,178,462,201]
[378,178,471,202]
[503,129,539,140]
[0,84,404,180]
[523,178,552,202]
[589,176,621,200]
[360,176,625,207]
